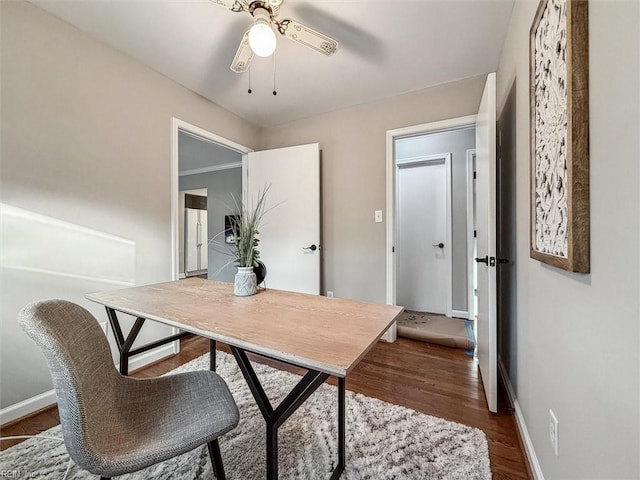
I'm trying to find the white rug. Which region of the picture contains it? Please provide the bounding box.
[0,351,492,479]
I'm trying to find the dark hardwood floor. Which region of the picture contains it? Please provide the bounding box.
[0,335,531,479]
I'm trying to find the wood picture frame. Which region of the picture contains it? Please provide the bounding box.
[529,0,590,272]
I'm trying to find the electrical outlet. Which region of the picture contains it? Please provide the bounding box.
[374,210,383,223]
[549,409,559,456]
[327,291,334,298]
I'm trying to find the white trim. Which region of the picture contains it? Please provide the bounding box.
[499,358,545,480]
[171,118,253,283]
[386,116,476,334]
[0,344,175,426]
[0,389,57,426]
[383,129,397,342]
[179,162,242,177]
[451,310,469,319]
[386,116,477,321]
[386,114,478,140]
[125,344,176,373]
[466,149,477,322]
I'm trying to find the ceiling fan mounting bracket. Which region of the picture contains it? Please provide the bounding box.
[248,1,274,18]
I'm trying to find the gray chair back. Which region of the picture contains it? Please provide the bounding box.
[19,300,120,469]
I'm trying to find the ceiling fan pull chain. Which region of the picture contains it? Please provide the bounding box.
[248,66,252,94]
[272,52,277,96]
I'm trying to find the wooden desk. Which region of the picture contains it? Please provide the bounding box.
[87,278,403,480]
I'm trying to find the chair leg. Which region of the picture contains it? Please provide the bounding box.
[207,439,226,480]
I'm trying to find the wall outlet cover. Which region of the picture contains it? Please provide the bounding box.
[374,210,383,223]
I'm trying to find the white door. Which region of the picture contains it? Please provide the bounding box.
[245,143,321,294]
[475,72,498,412]
[396,155,451,314]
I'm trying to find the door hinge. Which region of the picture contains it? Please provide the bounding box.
[473,171,477,180]
[474,230,477,238]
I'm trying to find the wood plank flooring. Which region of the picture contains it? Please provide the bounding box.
[1,335,531,479]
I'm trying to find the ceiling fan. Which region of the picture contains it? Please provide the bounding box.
[213,0,339,73]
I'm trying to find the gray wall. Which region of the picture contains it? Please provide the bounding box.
[259,75,486,303]
[395,128,475,312]
[179,169,243,282]
[495,0,639,478]
[0,1,259,410]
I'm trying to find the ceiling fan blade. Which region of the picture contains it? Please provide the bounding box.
[276,19,338,56]
[212,0,249,13]
[230,31,254,73]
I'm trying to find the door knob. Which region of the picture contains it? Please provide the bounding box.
[475,256,489,264]
[303,244,318,251]
[432,243,445,249]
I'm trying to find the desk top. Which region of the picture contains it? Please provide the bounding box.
[87,278,403,377]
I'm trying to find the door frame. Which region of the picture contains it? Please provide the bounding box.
[385,115,476,342]
[466,148,477,322]
[396,153,453,317]
[170,118,252,354]
[170,118,252,282]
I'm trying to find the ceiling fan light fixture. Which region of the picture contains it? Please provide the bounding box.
[248,20,276,57]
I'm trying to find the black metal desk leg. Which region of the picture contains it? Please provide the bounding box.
[266,423,278,480]
[338,377,346,470]
[105,308,145,376]
[210,339,217,371]
[229,345,343,480]
[104,307,190,376]
[329,377,346,480]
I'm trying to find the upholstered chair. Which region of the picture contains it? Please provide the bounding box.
[19,299,239,479]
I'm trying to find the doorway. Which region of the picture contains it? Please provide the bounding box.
[385,116,477,343]
[170,118,252,282]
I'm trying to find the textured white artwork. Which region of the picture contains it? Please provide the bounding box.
[533,0,568,257]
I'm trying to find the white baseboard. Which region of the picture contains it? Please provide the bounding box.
[1,344,176,427]
[498,358,545,480]
[451,310,469,319]
[0,389,57,426]
[125,343,176,372]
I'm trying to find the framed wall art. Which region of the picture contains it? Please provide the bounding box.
[530,0,590,272]
[225,214,240,244]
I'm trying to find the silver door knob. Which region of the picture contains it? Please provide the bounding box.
[303,244,318,251]
[432,243,444,249]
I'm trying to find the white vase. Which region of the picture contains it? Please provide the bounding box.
[234,266,257,296]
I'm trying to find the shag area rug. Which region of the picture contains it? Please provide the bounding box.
[397,311,476,351]
[0,352,491,479]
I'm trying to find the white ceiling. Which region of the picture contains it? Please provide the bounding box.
[32,0,514,128]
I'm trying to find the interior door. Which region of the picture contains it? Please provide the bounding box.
[245,143,320,294]
[475,72,498,413]
[396,157,450,314]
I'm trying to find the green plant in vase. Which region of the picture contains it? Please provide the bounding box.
[229,185,270,296]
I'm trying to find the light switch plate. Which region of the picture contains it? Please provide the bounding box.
[375,210,383,223]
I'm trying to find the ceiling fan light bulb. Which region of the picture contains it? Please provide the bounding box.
[249,22,276,57]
